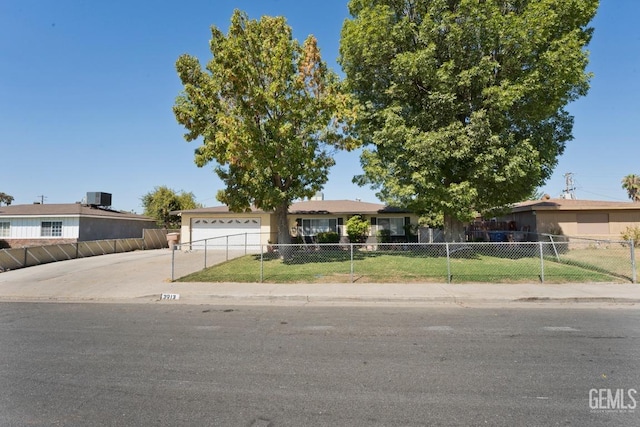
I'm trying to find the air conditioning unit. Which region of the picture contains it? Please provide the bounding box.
[86,192,112,207]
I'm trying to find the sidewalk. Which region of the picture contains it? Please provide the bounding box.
[1,249,639,307]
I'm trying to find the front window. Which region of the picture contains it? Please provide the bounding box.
[0,222,9,237]
[301,218,338,236]
[41,221,62,237]
[377,218,405,236]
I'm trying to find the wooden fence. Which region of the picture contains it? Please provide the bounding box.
[0,229,169,272]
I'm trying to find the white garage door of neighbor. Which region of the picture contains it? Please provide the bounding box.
[192,218,261,249]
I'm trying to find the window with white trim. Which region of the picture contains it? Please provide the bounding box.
[0,222,9,237]
[301,218,338,236]
[377,218,405,236]
[41,221,63,237]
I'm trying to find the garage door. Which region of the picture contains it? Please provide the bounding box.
[191,218,261,250]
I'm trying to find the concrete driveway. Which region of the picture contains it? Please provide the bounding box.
[0,249,213,302]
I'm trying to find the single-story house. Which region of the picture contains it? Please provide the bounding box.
[472,198,640,241]
[174,199,419,247]
[0,203,158,248]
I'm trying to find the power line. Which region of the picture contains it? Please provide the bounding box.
[577,188,628,202]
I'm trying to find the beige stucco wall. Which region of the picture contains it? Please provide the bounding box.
[535,210,640,239]
[535,211,577,235]
[609,211,640,237]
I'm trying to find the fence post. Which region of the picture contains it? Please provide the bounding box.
[350,243,354,283]
[260,245,264,283]
[171,244,175,281]
[204,238,208,269]
[113,239,117,253]
[446,243,451,284]
[24,247,28,268]
[539,242,545,283]
[245,233,248,255]
[630,240,636,284]
[226,236,229,261]
[547,235,560,261]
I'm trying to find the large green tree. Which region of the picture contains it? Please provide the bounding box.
[340,0,598,240]
[621,174,640,202]
[0,192,13,206]
[173,10,357,246]
[141,186,201,228]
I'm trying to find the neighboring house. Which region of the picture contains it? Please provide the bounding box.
[477,198,640,241]
[174,199,419,247]
[0,203,158,248]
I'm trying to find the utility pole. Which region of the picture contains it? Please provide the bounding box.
[561,173,576,200]
[36,195,47,204]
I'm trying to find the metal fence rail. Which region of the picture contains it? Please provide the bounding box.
[169,234,264,280]
[171,237,637,284]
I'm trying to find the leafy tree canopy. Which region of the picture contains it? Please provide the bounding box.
[173,9,358,244]
[141,186,201,228]
[340,0,598,239]
[0,192,14,206]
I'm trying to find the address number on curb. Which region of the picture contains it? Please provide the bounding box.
[161,293,180,300]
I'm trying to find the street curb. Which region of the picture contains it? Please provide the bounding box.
[159,294,640,306]
[514,297,640,304]
[1,294,639,306]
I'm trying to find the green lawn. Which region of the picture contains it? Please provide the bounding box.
[555,247,635,281]
[177,248,628,283]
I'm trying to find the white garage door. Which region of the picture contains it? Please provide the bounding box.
[191,218,261,250]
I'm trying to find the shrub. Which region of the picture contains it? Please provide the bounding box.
[403,223,419,243]
[377,229,391,243]
[621,225,640,247]
[316,232,340,244]
[346,215,369,243]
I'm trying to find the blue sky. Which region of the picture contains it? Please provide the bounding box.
[1,0,637,213]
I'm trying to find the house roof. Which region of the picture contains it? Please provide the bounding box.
[0,204,154,221]
[175,205,269,215]
[175,200,411,215]
[289,199,409,214]
[289,199,383,214]
[511,198,640,213]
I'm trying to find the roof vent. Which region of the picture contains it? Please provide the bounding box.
[86,192,112,207]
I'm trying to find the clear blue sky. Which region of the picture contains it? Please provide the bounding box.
[2,0,638,213]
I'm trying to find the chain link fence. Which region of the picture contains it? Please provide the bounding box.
[172,235,637,284]
[537,234,636,283]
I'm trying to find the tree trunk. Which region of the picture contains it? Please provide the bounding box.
[443,213,466,242]
[275,201,292,259]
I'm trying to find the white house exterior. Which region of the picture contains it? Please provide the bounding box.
[0,203,158,248]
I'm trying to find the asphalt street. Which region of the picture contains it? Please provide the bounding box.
[1,303,638,426]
